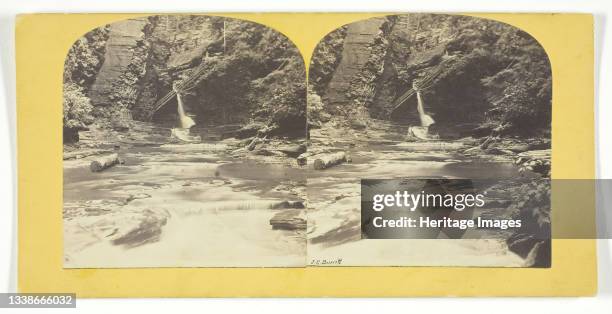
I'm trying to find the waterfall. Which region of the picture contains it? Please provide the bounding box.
[407,89,437,140]
[171,90,201,142]
[176,92,195,129]
[416,90,435,127]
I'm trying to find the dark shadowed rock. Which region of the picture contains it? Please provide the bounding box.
[507,233,551,267]
[236,122,266,139]
[507,233,539,258]
[296,153,308,166]
[111,210,168,248]
[506,144,530,153]
[251,148,276,156]
[270,200,305,210]
[270,209,306,230]
[111,119,131,132]
[350,119,367,130]
[277,143,307,158]
[63,127,81,144]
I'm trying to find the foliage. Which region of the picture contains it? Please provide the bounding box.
[180,19,307,137]
[64,16,306,139]
[309,26,347,96]
[307,87,329,127]
[63,26,110,90]
[63,25,110,138]
[63,83,94,130]
[444,19,552,135]
[383,14,552,136]
[491,83,550,135]
[309,14,552,137]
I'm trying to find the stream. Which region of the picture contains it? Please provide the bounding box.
[64,120,529,268]
[63,123,306,268]
[306,120,528,267]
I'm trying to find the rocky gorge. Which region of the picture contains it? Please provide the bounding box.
[62,15,308,267]
[63,13,553,268]
[306,14,552,267]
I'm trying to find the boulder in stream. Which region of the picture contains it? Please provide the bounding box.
[270,200,305,210]
[507,233,551,267]
[110,209,169,248]
[296,153,308,166]
[276,143,307,158]
[270,209,306,230]
[350,118,367,130]
[407,126,436,140]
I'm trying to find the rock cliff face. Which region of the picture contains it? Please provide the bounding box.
[373,14,458,121]
[67,15,306,138]
[310,14,552,138]
[86,16,210,123]
[323,17,387,114]
[88,18,148,108]
[132,15,221,122]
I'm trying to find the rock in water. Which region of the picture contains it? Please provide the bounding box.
[111,209,169,248]
[313,152,347,170]
[507,233,551,267]
[524,239,551,268]
[296,153,308,166]
[90,153,120,172]
[407,126,431,140]
[350,118,367,130]
[270,200,305,210]
[277,144,307,158]
[171,128,201,142]
[270,209,306,230]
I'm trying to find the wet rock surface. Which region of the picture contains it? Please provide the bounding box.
[307,120,550,267]
[270,209,307,230]
[64,122,306,268]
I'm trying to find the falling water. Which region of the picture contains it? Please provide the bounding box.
[407,89,437,140]
[176,92,195,129]
[416,90,435,127]
[171,91,201,142]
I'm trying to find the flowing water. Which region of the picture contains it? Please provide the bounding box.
[416,90,435,127]
[64,117,525,268]
[306,120,527,267]
[170,92,201,142]
[63,123,306,268]
[408,90,437,140]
